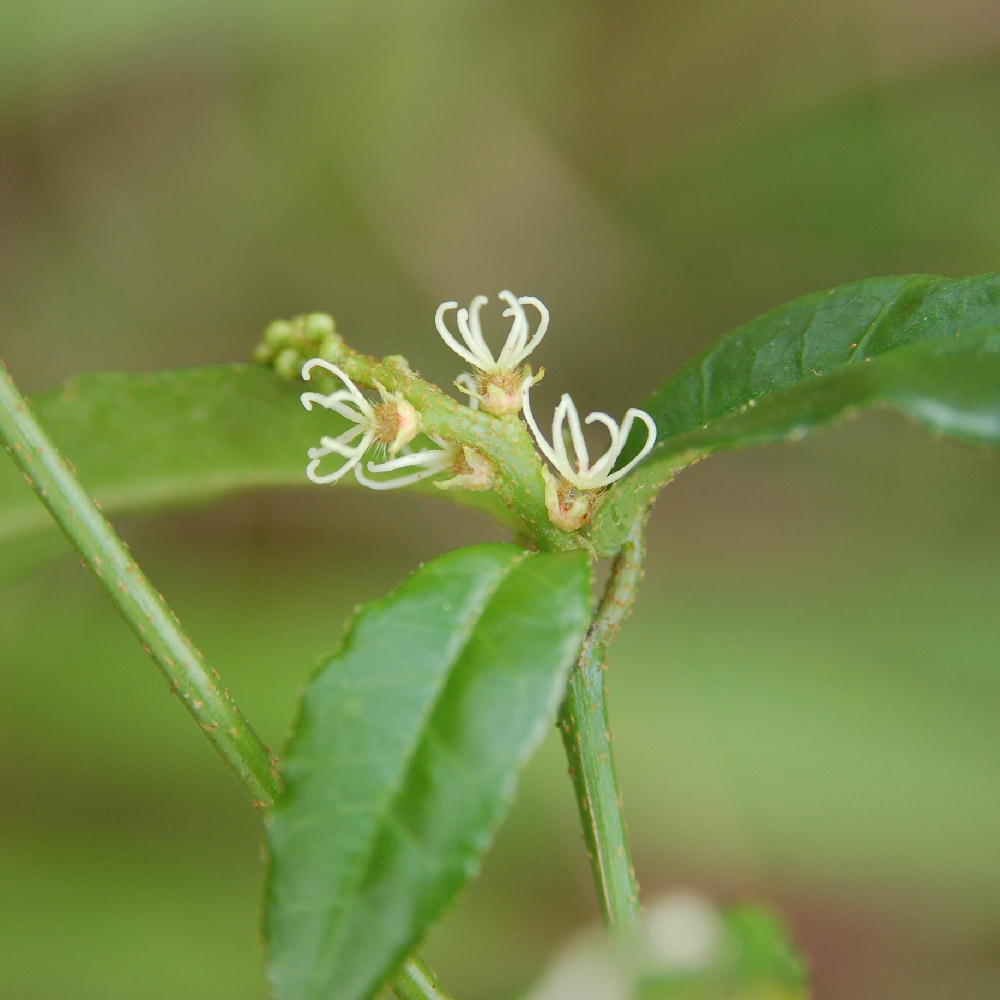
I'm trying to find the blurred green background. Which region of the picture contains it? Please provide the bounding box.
[2,1,999,997]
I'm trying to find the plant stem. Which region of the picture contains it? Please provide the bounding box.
[558,508,648,940]
[0,358,454,1000]
[0,358,280,806]
[391,958,453,1000]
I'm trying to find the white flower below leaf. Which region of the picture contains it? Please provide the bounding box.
[522,384,657,532]
[436,291,548,416]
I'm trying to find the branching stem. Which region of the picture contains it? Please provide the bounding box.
[558,507,648,940]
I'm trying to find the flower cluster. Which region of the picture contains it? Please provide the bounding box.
[297,291,657,532]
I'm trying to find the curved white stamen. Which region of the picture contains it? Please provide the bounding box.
[454,373,481,410]
[435,302,483,369]
[496,292,529,369]
[435,291,548,375]
[355,462,440,491]
[301,391,370,423]
[499,292,548,369]
[583,412,624,479]
[366,449,447,473]
[598,408,657,485]
[518,296,549,350]
[456,309,488,369]
[302,359,362,397]
[463,295,493,364]
[523,384,657,491]
[311,428,368,458]
[550,395,574,475]
[562,394,590,473]
[306,441,368,484]
[357,445,452,491]
[523,387,562,472]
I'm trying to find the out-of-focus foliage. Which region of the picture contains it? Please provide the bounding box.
[524,894,807,1000]
[2,2,999,999]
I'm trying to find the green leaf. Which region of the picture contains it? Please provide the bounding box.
[642,273,1000,460]
[264,543,591,1000]
[645,325,1000,464]
[591,274,1000,553]
[0,364,506,587]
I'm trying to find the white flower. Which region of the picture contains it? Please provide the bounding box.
[300,358,425,487]
[435,290,548,374]
[522,385,657,491]
[436,291,548,416]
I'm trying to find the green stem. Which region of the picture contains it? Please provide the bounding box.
[391,958,454,1000]
[0,358,280,807]
[558,509,648,940]
[0,358,451,1000]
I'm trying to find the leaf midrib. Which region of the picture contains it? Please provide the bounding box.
[308,549,530,998]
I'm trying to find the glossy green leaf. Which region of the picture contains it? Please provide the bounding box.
[641,273,1000,463]
[643,325,1000,466]
[264,543,591,1000]
[0,364,505,587]
[590,275,1000,553]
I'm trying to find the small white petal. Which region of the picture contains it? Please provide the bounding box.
[435,301,485,370]
[562,394,591,474]
[356,447,451,490]
[454,372,481,410]
[436,291,547,374]
[582,411,624,479]
[305,431,372,484]
[313,428,368,458]
[366,449,448,473]
[597,408,657,485]
[463,295,494,365]
[549,395,577,482]
[509,294,549,367]
[523,382,565,473]
[524,385,657,491]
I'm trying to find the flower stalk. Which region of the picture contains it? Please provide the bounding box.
[558,508,649,940]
